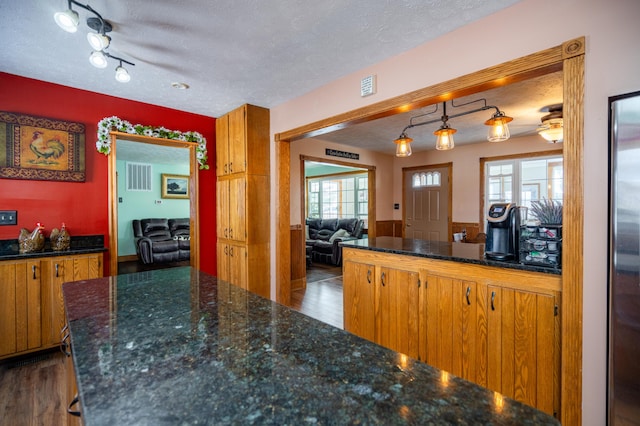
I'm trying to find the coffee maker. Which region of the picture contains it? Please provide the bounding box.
[484,202,521,261]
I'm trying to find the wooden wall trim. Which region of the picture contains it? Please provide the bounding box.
[560,50,584,426]
[276,140,291,305]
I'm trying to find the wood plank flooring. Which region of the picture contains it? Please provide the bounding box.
[0,263,344,425]
[0,349,69,426]
[290,263,344,329]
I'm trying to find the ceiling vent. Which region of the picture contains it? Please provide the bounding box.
[127,162,152,191]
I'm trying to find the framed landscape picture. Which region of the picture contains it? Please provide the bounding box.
[161,173,189,199]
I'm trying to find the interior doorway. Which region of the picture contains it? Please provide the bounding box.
[402,163,452,241]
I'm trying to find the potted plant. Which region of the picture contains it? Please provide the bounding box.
[529,198,563,225]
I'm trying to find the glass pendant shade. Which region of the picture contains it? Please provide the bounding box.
[537,118,564,143]
[394,133,413,157]
[115,66,131,83]
[87,32,111,50]
[54,9,79,32]
[434,126,456,150]
[485,113,513,142]
[89,51,108,68]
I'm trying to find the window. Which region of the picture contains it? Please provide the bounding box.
[306,172,368,227]
[412,171,441,188]
[484,154,563,213]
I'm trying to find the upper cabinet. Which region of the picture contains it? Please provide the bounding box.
[216,104,269,177]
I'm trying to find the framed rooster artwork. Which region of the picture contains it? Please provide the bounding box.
[0,111,85,182]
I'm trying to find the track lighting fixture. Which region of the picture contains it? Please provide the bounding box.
[393,98,513,156]
[54,0,135,82]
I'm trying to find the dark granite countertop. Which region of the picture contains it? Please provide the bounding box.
[0,234,106,260]
[63,267,559,425]
[342,237,561,275]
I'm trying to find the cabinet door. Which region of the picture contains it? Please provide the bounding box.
[215,113,229,176]
[423,274,487,384]
[377,266,420,358]
[227,243,247,290]
[487,286,557,416]
[217,179,230,239]
[228,176,246,242]
[227,105,246,174]
[217,242,247,289]
[43,254,103,348]
[0,260,41,357]
[217,241,231,282]
[343,260,375,342]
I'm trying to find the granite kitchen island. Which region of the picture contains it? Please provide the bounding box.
[63,266,559,425]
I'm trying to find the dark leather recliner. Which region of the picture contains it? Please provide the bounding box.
[132,218,190,265]
[306,218,365,265]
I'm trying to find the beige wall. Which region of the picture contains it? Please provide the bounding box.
[270,0,640,423]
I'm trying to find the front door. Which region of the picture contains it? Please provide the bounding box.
[403,164,451,241]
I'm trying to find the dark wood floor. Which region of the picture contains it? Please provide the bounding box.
[0,261,343,425]
[291,262,343,329]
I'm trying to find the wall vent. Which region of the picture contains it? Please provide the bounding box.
[127,162,152,191]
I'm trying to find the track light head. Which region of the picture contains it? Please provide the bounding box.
[89,51,108,68]
[54,9,79,33]
[87,32,111,50]
[115,64,131,83]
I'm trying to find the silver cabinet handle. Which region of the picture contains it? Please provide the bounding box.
[229,247,234,257]
[491,291,496,311]
[32,264,37,280]
[55,263,60,278]
[229,162,233,173]
[366,269,371,283]
[381,272,386,287]
[466,286,471,305]
[224,246,228,255]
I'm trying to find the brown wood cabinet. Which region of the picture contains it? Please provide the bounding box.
[0,259,42,357]
[41,253,103,348]
[342,247,561,417]
[215,104,270,298]
[0,252,103,360]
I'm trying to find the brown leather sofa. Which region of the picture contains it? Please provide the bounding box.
[132,218,190,264]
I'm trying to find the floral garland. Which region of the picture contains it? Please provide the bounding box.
[96,116,209,170]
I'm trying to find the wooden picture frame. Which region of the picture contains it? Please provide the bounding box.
[0,111,86,182]
[161,173,189,199]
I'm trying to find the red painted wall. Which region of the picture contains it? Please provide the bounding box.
[0,72,217,276]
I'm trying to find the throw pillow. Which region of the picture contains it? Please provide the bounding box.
[329,228,351,243]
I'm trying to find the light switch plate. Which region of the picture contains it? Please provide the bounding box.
[0,210,17,225]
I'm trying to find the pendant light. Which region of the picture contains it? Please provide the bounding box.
[393,98,512,156]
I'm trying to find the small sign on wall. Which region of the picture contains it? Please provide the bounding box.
[325,148,359,160]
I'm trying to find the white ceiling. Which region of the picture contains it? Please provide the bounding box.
[0,0,523,118]
[1,1,563,161]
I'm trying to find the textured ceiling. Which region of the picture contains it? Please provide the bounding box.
[0,0,522,118]
[307,71,564,155]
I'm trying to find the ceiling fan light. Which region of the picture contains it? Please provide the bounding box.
[394,132,413,157]
[54,9,79,33]
[89,50,108,68]
[87,32,111,50]
[537,118,564,143]
[115,65,131,83]
[485,112,513,142]
[434,125,456,150]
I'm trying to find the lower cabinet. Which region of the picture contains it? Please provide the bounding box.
[342,248,561,418]
[0,259,42,357]
[0,252,103,360]
[486,285,560,416]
